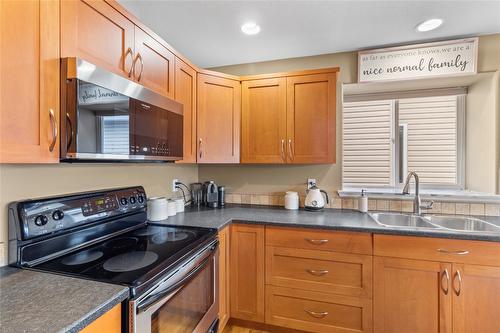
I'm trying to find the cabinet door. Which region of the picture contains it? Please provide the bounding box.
[175,58,197,163]
[453,264,500,333]
[286,73,336,164]
[241,78,287,163]
[134,27,175,98]
[0,0,59,163]
[230,224,265,322]
[81,303,121,333]
[197,74,241,163]
[61,0,135,79]
[218,227,230,332]
[373,257,451,333]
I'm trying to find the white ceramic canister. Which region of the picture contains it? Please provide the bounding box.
[174,198,185,213]
[284,191,299,210]
[147,197,168,221]
[167,199,177,216]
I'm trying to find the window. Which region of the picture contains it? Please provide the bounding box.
[342,93,465,191]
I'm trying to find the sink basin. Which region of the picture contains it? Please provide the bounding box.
[425,215,500,232]
[370,212,439,228]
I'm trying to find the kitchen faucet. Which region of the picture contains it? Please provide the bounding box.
[402,171,433,215]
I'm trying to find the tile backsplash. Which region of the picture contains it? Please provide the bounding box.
[225,192,500,217]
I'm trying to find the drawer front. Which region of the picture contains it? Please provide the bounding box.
[266,246,372,298]
[374,235,500,266]
[266,286,372,333]
[266,227,372,255]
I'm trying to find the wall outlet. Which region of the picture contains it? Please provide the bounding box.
[172,179,179,192]
[307,178,317,189]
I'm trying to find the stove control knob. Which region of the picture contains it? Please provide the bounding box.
[129,196,137,204]
[120,197,128,206]
[52,210,64,221]
[34,215,48,226]
[137,195,144,204]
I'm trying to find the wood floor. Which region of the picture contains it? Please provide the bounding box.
[223,324,273,333]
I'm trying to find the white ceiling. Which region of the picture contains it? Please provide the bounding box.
[118,1,500,68]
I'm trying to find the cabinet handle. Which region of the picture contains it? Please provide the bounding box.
[66,113,73,150]
[199,138,203,159]
[124,47,134,77]
[288,139,293,161]
[133,52,144,81]
[280,139,285,162]
[306,269,329,276]
[440,269,450,295]
[48,108,57,152]
[437,248,469,255]
[304,310,329,319]
[453,270,462,296]
[305,238,329,245]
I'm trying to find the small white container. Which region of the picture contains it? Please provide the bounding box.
[358,189,368,213]
[174,198,185,213]
[167,200,177,216]
[147,197,168,221]
[284,191,299,210]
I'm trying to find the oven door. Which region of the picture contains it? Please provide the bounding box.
[131,241,219,333]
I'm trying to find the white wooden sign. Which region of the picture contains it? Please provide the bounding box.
[358,38,478,83]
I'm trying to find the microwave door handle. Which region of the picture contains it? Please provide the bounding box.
[137,256,211,313]
[66,112,74,150]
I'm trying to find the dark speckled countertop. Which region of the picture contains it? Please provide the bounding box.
[152,204,500,242]
[0,266,128,333]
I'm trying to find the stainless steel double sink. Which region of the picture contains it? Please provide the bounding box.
[369,212,500,233]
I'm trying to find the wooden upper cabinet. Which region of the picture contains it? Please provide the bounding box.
[374,257,452,333]
[134,27,175,98]
[197,73,241,163]
[61,0,135,79]
[286,73,336,164]
[175,58,197,163]
[241,78,287,163]
[0,0,60,163]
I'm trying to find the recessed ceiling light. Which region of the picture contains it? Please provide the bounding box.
[241,22,260,35]
[416,18,443,32]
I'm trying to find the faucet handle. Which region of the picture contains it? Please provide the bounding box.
[420,201,434,210]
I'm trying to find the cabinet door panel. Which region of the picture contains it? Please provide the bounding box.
[230,224,265,322]
[0,0,59,163]
[81,303,121,333]
[373,257,451,333]
[61,0,134,78]
[134,27,175,98]
[218,227,230,332]
[197,74,241,163]
[453,264,500,333]
[286,73,336,163]
[241,78,286,163]
[175,58,197,163]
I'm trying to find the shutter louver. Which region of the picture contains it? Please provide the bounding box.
[342,100,394,187]
[101,116,129,154]
[398,96,458,185]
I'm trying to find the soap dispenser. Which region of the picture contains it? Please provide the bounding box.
[358,189,368,213]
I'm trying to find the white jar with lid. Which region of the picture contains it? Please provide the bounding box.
[147,197,168,221]
[284,191,299,210]
[167,200,177,216]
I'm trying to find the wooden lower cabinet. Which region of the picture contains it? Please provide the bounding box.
[80,303,121,333]
[218,226,231,332]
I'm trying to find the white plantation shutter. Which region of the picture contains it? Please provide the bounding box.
[342,100,394,187]
[100,116,129,154]
[398,95,459,185]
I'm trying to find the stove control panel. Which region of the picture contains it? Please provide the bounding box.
[11,186,147,240]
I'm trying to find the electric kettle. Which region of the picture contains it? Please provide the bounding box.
[304,185,329,211]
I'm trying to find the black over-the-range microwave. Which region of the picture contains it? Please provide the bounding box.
[60,58,183,162]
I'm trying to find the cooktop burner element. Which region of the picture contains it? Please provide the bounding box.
[61,250,104,266]
[103,251,159,272]
[151,231,192,244]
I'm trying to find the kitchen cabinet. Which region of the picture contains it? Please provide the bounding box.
[241,78,287,163]
[80,303,121,333]
[134,27,175,98]
[175,58,197,163]
[218,226,231,332]
[230,224,265,322]
[0,0,60,163]
[286,73,336,164]
[61,0,135,79]
[197,73,241,163]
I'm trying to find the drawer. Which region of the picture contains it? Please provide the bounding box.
[266,227,372,255]
[266,286,372,333]
[266,246,372,298]
[374,235,500,266]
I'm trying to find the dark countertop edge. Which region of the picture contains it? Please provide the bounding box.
[62,286,129,333]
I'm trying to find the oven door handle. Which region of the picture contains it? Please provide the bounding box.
[136,253,213,313]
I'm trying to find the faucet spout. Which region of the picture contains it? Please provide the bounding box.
[402,171,422,215]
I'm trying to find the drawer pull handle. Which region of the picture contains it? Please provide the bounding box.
[440,269,450,295]
[306,238,329,245]
[437,248,469,255]
[306,269,329,276]
[304,310,329,319]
